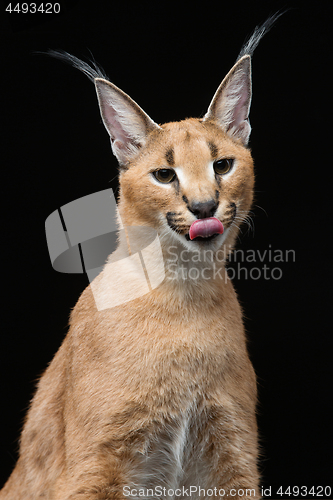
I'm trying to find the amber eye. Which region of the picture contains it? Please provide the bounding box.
[213,158,234,175]
[153,169,176,184]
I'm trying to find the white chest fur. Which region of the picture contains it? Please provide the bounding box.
[125,407,209,500]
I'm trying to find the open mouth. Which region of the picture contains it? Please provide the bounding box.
[185,217,224,242]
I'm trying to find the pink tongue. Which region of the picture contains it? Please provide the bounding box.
[189,217,224,240]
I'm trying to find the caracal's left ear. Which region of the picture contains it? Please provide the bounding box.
[204,55,252,146]
[94,78,161,166]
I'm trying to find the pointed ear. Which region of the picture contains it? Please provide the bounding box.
[94,78,161,166]
[203,55,252,146]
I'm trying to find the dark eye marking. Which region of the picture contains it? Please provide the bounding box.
[208,141,218,159]
[165,148,175,166]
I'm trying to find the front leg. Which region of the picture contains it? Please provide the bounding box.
[210,405,261,500]
[182,403,261,500]
[53,452,132,500]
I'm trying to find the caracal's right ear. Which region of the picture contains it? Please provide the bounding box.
[203,55,252,146]
[94,79,161,166]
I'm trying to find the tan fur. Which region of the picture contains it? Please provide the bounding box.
[1,56,261,499]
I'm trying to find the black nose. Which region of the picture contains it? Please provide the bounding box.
[188,199,218,219]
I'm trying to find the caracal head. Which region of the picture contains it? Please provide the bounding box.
[94,56,254,253]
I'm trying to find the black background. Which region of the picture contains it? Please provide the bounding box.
[1,0,332,496]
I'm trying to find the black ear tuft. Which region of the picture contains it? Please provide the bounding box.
[44,50,108,81]
[236,10,287,61]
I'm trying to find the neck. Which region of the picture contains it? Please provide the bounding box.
[154,229,233,304]
[90,224,234,311]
